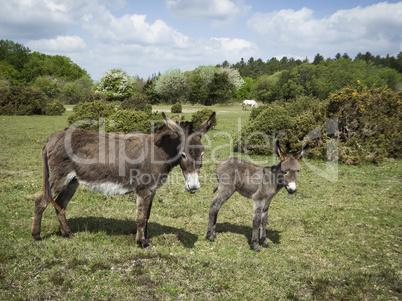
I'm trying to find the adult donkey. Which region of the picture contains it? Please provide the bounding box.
[32,112,215,248]
[206,142,305,252]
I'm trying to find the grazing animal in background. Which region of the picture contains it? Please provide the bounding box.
[242,99,258,111]
[206,142,306,252]
[32,112,216,248]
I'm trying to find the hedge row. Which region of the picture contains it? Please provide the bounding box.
[0,86,65,115]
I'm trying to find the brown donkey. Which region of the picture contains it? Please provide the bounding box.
[206,142,305,252]
[32,112,215,248]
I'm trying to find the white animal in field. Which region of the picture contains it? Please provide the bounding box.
[242,100,258,111]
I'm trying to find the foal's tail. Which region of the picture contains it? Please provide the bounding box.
[41,147,63,213]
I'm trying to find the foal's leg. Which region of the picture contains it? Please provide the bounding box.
[252,199,264,252]
[54,179,79,238]
[136,189,155,248]
[206,185,234,242]
[32,193,49,241]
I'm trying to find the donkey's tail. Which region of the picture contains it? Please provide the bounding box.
[213,185,218,194]
[41,147,63,213]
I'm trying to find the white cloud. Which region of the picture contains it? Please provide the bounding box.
[26,36,86,53]
[247,2,402,57]
[82,12,189,46]
[166,0,250,26]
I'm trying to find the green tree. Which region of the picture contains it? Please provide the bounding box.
[142,79,160,104]
[236,77,254,100]
[154,69,187,104]
[33,76,61,98]
[0,40,30,72]
[207,71,234,105]
[95,69,136,101]
[188,72,205,104]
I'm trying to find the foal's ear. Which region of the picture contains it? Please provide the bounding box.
[275,140,287,161]
[162,112,183,137]
[194,112,216,135]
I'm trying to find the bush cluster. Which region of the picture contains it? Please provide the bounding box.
[121,93,152,114]
[171,102,182,113]
[0,86,65,115]
[235,84,402,164]
[234,96,326,156]
[191,108,217,129]
[67,99,162,133]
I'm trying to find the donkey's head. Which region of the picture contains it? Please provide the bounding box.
[162,112,216,194]
[276,142,306,194]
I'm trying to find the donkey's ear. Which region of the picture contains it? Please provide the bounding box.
[162,112,183,137]
[194,112,216,135]
[294,146,308,160]
[275,140,287,161]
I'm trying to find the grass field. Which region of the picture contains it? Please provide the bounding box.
[0,104,401,300]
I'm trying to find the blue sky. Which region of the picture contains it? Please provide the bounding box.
[1,0,401,80]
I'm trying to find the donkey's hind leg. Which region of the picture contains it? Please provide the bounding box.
[206,186,234,242]
[54,179,79,238]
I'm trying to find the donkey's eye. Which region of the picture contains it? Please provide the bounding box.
[181,153,187,159]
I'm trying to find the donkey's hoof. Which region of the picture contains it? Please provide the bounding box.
[206,232,216,242]
[62,232,75,239]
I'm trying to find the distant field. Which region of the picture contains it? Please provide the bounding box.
[0,104,401,300]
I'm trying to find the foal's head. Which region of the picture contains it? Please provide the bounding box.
[163,112,216,194]
[276,142,306,194]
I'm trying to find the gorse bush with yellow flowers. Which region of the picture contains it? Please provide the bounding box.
[328,83,401,164]
[234,83,401,165]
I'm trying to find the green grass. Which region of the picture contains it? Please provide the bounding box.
[0,105,401,300]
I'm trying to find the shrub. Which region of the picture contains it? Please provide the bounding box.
[106,110,154,133]
[81,92,108,103]
[234,96,327,156]
[68,99,162,133]
[171,102,182,113]
[0,86,49,115]
[327,84,401,164]
[67,100,115,130]
[191,108,217,129]
[121,93,152,114]
[44,99,66,116]
[248,105,266,121]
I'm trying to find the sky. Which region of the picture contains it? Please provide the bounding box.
[1,0,401,81]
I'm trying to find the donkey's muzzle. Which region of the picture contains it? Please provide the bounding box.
[286,182,297,194]
[185,173,200,194]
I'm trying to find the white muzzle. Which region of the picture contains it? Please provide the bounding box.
[286,182,297,194]
[185,173,200,194]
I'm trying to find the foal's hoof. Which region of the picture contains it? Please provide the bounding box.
[137,239,151,249]
[33,235,42,242]
[261,240,269,248]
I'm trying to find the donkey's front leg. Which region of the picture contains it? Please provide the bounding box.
[135,190,155,248]
[251,200,263,252]
[259,198,272,248]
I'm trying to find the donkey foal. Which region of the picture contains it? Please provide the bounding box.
[206,144,305,252]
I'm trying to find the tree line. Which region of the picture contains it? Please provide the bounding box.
[1,39,401,112]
